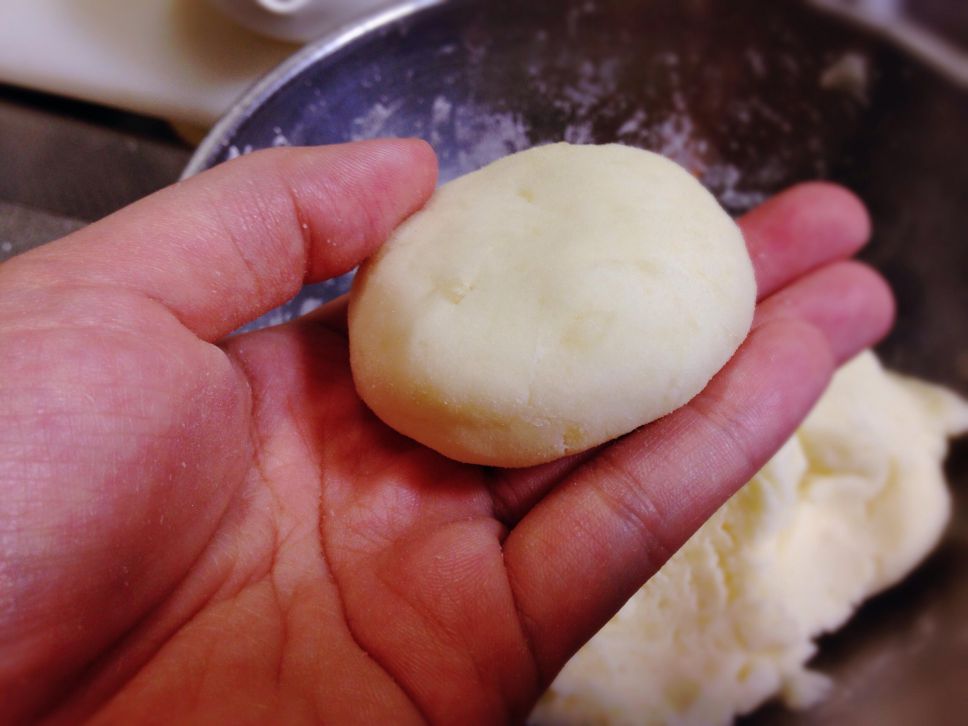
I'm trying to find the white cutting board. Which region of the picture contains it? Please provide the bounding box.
[0,0,298,127]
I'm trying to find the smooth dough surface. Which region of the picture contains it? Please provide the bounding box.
[349,143,755,466]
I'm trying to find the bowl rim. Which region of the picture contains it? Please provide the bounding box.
[184,0,968,181]
[182,0,445,179]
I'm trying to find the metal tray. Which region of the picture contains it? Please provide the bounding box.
[186,1,968,722]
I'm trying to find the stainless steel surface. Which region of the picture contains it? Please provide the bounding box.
[186,0,968,722]
[808,0,968,87]
[184,0,443,178]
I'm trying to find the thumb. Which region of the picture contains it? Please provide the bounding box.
[1,139,438,340]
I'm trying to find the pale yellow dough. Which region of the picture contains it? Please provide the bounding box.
[532,351,968,726]
[349,143,755,466]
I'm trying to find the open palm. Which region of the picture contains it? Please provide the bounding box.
[0,140,892,724]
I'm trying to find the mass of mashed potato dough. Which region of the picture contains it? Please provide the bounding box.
[349,143,755,467]
[532,351,968,726]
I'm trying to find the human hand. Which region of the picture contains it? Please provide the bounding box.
[0,140,892,723]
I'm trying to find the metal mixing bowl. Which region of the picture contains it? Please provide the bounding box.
[187,1,968,722]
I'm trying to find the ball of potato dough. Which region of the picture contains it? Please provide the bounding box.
[348,142,755,467]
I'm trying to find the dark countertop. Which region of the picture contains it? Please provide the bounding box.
[0,85,190,261]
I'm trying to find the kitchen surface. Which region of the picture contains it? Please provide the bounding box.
[2,1,968,724]
[0,88,188,261]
